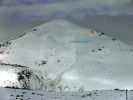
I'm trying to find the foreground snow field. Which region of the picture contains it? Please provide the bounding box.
[0,19,133,91]
[0,87,128,100]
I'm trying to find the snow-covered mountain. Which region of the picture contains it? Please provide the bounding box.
[0,19,133,91]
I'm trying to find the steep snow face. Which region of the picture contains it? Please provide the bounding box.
[0,19,133,91]
[0,19,78,91]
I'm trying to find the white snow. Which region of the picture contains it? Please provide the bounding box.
[0,87,126,100]
[0,19,133,91]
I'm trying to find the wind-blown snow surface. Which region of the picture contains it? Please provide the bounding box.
[0,19,133,91]
[0,87,126,100]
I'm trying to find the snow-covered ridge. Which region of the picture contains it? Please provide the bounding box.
[0,19,133,91]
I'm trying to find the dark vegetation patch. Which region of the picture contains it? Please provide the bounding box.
[91,50,95,53]
[112,38,117,41]
[114,88,120,91]
[0,63,27,68]
[5,86,20,89]
[18,32,26,38]
[0,51,4,54]
[99,32,105,36]
[39,60,47,66]
[81,93,92,98]
[17,69,32,90]
[33,29,37,31]
[98,48,102,51]
[0,41,11,48]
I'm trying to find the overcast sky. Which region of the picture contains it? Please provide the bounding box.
[0,0,133,20]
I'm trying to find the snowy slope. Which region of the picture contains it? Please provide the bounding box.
[0,19,133,91]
